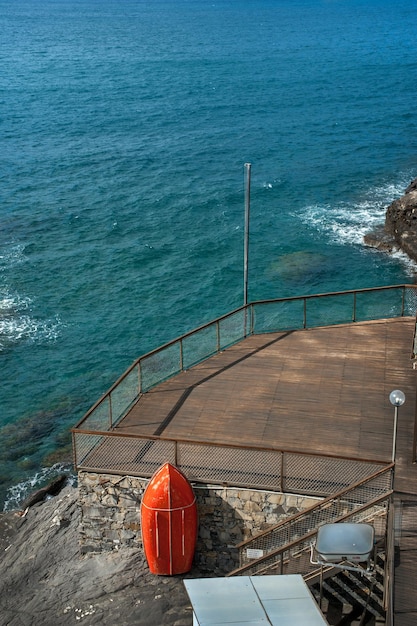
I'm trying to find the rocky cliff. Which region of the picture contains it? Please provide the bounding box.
[0,486,194,626]
[364,176,417,262]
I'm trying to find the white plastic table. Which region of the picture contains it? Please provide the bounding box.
[184,574,328,625]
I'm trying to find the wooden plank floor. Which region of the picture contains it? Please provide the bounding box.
[115,317,417,624]
[116,318,417,483]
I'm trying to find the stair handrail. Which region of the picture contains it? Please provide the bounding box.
[229,489,392,577]
[235,464,393,560]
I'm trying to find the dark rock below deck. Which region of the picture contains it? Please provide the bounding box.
[0,485,196,626]
[364,176,417,264]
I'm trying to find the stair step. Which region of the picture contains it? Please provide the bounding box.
[324,574,384,618]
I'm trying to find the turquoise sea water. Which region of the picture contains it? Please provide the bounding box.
[2,0,417,508]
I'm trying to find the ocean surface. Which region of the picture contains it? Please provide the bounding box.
[2,0,417,509]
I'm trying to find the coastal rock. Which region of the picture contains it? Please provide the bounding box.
[20,474,68,509]
[364,176,417,263]
[363,226,396,253]
[0,486,195,626]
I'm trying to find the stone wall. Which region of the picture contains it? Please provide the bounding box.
[78,472,322,574]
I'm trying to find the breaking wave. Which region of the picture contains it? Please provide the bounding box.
[3,463,76,512]
[299,177,417,275]
[0,292,62,351]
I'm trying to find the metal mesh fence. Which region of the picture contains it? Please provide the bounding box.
[73,432,105,467]
[405,286,417,316]
[252,299,305,333]
[218,309,248,348]
[177,443,282,489]
[81,397,111,432]
[109,365,140,427]
[182,324,219,369]
[140,342,181,392]
[355,287,405,322]
[283,453,384,496]
[76,434,177,476]
[74,431,390,498]
[235,496,390,577]
[237,467,392,569]
[305,293,355,328]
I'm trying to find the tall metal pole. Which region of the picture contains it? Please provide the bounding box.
[391,405,399,465]
[244,163,251,306]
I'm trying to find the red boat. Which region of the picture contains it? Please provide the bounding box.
[141,462,198,575]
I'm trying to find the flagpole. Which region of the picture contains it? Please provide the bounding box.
[243,163,251,306]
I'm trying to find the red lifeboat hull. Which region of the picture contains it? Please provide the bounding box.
[141,463,198,575]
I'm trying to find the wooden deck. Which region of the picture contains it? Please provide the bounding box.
[115,317,417,624]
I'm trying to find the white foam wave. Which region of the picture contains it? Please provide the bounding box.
[298,176,417,276]
[0,292,62,350]
[300,177,411,245]
[389,248,417,276]
[3,464,76,512]
[0,243,27,271]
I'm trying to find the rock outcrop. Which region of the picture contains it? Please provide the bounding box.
[364,176,417,262]
[0,486,195,626]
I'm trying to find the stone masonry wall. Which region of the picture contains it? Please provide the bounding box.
[78,472,322,574]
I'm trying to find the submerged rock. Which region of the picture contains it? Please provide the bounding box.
[269,251,327,282]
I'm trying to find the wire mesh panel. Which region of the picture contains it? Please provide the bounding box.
[252,299,306,333]
[342,470,393,506]
[355,287,405,322]
[177,443,282,490]
[218,309,247,350]
[404,285,417,316]
[140,342,181,392]
[235,497,389,577]
[182,323,219,369]
[109,365,140,427]
[75,434,177,476]
[82,397,111,432]
[239,499,343,567]
[284,453,384,496]
[73,432,104,467]
[305,293,355,328]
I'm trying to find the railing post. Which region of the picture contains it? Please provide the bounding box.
[71,431,78,471]
[216,320,220,353]
[353,291,357,322]
[401,285,406,317]
[179,338,184,371]
[280,452,285,493]
[138,361,142,396]
[109,394,113,429]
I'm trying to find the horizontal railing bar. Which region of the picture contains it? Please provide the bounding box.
[71,428,391,466]
[251,283,417,306]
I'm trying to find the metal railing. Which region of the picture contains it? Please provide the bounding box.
[228,493,391,578]
[230,464,393,574]
[73,284,417,435]
[227,493,391,579]
[73,425,389,494]
[234,493,391,579]
[384,498,396,625]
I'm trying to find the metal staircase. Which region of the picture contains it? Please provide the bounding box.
[227,464,393,624]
